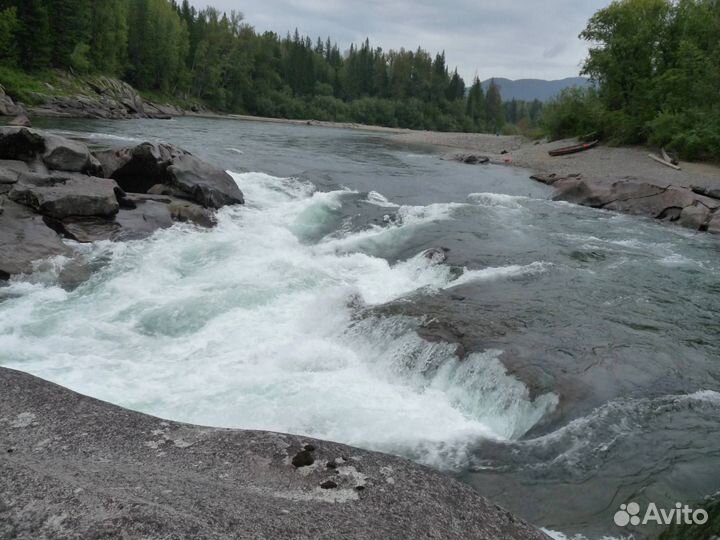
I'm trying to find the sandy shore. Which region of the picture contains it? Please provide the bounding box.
[386,131,720,190]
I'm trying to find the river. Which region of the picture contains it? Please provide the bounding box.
[2,116,719,539]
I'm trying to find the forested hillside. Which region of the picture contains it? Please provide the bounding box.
[0,0,525,132]
[543,0,720,159]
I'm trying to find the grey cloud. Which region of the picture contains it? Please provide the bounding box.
[190,0,609,80]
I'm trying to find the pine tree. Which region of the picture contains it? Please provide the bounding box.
[15,0,51,69]
[485,79,505,132]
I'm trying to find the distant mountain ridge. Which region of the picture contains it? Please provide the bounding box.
[481,77,591,102]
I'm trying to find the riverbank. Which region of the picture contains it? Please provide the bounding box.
[384,130,720,233]
[387,130,720,190]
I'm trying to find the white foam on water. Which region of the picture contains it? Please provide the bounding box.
[541,529,627,540]
[467,192,528,209]
[0,171,556,469]
[366,190,399,208]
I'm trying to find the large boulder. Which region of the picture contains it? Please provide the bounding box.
[0,160,30,189]
[167,152,245,208]
[678,203,712,231]
[0,127,100,174]
[94,142,181,193]
[95,142,244,208]
[0,366,549,540]
[9,172,121,219]
[0,198,70,279]
[0,127,45,162]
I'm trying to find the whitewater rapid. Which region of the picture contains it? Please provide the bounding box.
[0,171,558,469]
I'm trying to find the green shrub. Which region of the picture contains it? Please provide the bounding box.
[0,66,48,105]
[541,86,603,141]
[648,109,720,161]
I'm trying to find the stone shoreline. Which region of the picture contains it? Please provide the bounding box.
[0,126,243,284]
[0,367,549,539]
[386,131,720,234]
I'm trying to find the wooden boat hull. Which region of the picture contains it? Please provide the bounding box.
[549,140,599,157]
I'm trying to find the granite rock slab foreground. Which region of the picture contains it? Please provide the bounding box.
[0,367,548,540]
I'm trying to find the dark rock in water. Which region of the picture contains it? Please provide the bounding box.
[0,127,100,174]
[46,215,122,243]
[46,194,213,243]
[545,176,720,233]
[43,133,102,174]
[114,202,175,241]
[0,198,70,278]
[0,367,549,540]
[95,142,244,209]
[9,172,121,219]
[0,127,241,283]
[8,114,31,127]
[167,153,245,208]
[0,127,45,162]
[94,142,179,193]
[453,153,490,165]
[320,480,338,489]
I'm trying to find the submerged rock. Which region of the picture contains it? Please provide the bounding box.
[0,367,549,540]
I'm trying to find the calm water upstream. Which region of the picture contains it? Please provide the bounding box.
[2,117,719,539]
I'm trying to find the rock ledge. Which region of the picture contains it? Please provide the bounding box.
[0,367,547,540]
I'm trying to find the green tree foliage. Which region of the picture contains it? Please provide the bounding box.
[547,0,720,159]
[0,6,17,65]
[0,0,513,133]
[485,79,505,132]
[90,0,129,75]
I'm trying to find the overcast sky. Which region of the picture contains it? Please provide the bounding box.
[189,0,610,81]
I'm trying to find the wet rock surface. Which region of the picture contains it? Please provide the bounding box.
[96,142,244,208]
[535,175,720,233]
[0,127,243,284]
[0,367,548,540]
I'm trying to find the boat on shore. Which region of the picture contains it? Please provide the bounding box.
[548,140,599,157]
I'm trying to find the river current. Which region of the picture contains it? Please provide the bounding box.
[2,117,719,539]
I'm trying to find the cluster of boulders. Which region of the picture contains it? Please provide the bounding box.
[0,126,244,281]
[531,174,720,233]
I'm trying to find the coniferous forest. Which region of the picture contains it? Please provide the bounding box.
[0,0,521,133]
[0,0,718,159]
